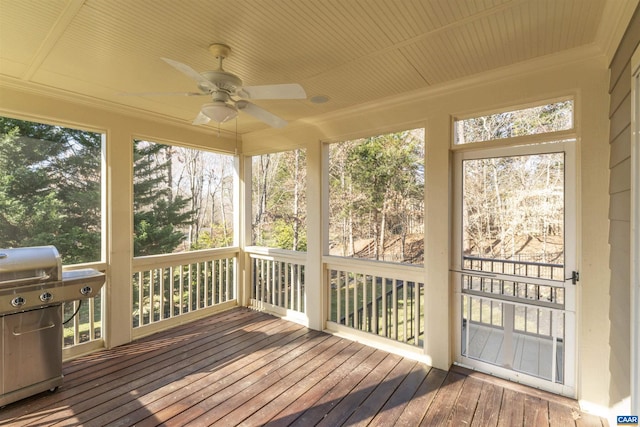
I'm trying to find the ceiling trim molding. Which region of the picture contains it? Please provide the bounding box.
[0,75,239,140]
[298,43,604,129]
[22,0,86,81]
[598,0,640,64]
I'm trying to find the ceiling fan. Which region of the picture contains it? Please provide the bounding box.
[130,43,306,128]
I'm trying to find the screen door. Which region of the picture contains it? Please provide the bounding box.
[453,141,576,397]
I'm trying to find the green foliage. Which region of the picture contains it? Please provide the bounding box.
[133,140,194,256]
[191,224,233,250]
[252,149,307,251]
[458,100,573,144]
[273,219,307,251]
[328,129,425,263]
[0,116,101,264]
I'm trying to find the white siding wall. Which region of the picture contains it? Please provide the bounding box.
[608,2,639,411]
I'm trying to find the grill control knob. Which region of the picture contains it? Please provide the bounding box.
[11,296,25,307]
[80,286,92,296]
[40,292,53,302]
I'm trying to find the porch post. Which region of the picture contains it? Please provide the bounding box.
[304,140,324,330]
[237,154,251,307]
[105,128,133,348]
[424,114,452,370]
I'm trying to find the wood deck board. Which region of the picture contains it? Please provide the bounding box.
[471,382,504,427]
[419,370,466,426]
[497,388,525,427]
[448,376,484,426]
[262,344,375,427]
[52,315,307,426]
[394,367,447,426]
[98,324,316,426]
[523,394,550,426]
[2,310,275,425]
[0,308,607,427]
[342,357,418,427]
[313,352,402,427]
[367,361,431,426]
[239,340,364,427]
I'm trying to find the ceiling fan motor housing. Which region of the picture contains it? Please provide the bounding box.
[199,70,243,95]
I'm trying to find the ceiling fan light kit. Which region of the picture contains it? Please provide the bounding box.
[126,43,306,128]
[201,101,238,124]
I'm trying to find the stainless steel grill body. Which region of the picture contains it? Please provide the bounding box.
[0,246,105,407]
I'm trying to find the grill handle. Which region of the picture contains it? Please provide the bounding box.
[12,322,56,336]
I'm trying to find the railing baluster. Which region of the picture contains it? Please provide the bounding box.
[168,266,174,318]
[413,283,424,345]
[277,261,282,307]
[298,264,303,312]
[149,270,155,323]
[337,270,342,324]
[160,267,166,319]
[363,274,368,332]
[204,261,209,307]
[381,277,387,337]
[372,275,378,334]
[138,272,144,325]
[345,271,350,327]
[196,262,202,309]
[402,280,408,342]
[353,273,359,330]
[216,258,222,304]
[392,278,397,340]
[179,265,184,315]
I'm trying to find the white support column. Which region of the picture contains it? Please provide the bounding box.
[305,140,324,330]
[238,154,252,307]
[424,114,452,370]
[105,128,133,348]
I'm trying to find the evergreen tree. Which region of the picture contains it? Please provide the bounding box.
[0,117,101,264]
[133,140,193,256]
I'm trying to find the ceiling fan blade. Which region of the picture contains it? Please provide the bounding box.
[161,57,215,91]
[236,100,287,128]
[237,83,306,100]
[192,111,211,125]
[117,91,207,96]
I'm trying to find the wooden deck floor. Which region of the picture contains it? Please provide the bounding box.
[0,308,606,426]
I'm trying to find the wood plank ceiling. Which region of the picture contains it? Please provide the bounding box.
[0,0,627,135]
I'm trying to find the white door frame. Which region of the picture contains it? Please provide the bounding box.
[452,140,577,397]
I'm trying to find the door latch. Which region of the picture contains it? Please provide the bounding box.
[566,270,579,285]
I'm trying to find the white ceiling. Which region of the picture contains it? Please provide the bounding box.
[0,0,632,135]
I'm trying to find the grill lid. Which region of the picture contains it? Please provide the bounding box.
[0,246,62,286]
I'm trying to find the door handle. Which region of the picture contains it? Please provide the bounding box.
[12,322,56,336]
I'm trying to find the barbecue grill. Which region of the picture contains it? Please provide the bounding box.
[0,246,105,407]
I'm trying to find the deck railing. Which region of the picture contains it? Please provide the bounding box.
[132,248,238,330]
[247,246,306,316]
[325,256,425,347]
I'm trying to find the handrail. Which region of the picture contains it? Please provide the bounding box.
[133,247,239,270]
[324,255,424,282]
[246,246,307,263]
